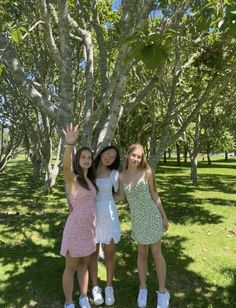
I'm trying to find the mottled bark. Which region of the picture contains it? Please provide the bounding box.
[190,154,198,185]
[187,114,201,185]
[45,138,62,189]
[68,15,95,145]
[40,0,73,121]
[91,3,108,95]
[0,34,70,125]
[0,130,22,172]
[58,0,73,114]
[95,0,156,151]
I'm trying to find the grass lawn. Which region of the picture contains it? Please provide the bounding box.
[0,156,235,308]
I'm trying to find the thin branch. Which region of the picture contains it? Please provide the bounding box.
[22,21,45,40]
[39,0,62,67]
[91,2,108,95]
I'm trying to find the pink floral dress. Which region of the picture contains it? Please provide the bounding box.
[60,184,96,258]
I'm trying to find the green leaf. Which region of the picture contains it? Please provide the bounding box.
[11,28,22,44]
[139,43,168,70]
[18,26,27,33]
[0,64,5,79]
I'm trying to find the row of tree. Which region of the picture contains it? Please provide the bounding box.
[0,0,235,187]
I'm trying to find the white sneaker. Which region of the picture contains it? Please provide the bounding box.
[137,288,147,308]
[157,290,170,308]
[64,303,75,308]
[79,296,91,308]
[92,286,104,305]
[105,286,115,306]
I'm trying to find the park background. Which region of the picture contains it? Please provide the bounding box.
[0,0,236,307]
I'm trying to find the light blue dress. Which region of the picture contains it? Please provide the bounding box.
[95,170,121,244]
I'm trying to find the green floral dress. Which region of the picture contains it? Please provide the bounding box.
[124,178,163,244]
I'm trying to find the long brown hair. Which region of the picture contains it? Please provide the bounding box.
[125,143,149,170]
[73,147,98,191]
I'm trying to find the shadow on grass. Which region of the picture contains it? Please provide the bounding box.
[1,232,235,307]
[0,239,63,307]
[198,174,236,196]
[156,162,236,225]
[98,233,236,307]
[162,235,236,308]
[0,159,66,307]
[158,176,224,225]
[1,158,235,307]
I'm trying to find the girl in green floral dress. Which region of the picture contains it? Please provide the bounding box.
[117,143,170,308]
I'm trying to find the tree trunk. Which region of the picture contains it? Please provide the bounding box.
[190,153,198,185]
[176,143,181,166]
[207,153,211,165]
[0,151,13,172]
[31,156,43,181]
[184,146,188,163]
[45,164,60,189]
[45,138,62,189]
[225,151,228,161]
[148,122,167,171]
[0,133,22,172]
[207,142,211,165]
[163,150,167,164]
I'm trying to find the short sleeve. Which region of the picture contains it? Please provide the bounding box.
[110,170,119,192]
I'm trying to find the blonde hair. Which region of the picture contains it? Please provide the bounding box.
[125,143,149,170]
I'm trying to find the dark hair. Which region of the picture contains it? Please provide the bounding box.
[73,147,98,191]
[95,145,120,170]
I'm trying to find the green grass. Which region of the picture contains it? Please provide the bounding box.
[0,156,235,307]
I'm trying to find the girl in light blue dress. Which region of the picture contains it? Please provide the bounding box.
[90,146,120,306]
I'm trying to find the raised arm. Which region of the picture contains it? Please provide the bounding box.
[147,168,169,231]
[63,123,79,188]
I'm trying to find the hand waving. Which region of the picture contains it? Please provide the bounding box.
[63,123,79,145]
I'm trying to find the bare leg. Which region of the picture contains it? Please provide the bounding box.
[62,254,79,304]
[103,240,116,286]
[150,241,166,292]
[77,256,90,297]
[89,244,100,287]
[137,244,148,289]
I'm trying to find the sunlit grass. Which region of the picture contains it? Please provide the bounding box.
[0,155,235,307]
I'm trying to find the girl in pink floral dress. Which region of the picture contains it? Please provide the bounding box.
[60,123,98,308]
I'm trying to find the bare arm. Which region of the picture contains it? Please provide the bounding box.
[147,168,169,231]
[113,173,126,202]
[63,123,79,193]
[63,143,76,183]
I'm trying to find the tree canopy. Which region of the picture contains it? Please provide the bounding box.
[0,0,235,185]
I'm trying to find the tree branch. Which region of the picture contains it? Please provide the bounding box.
[39,0,62,67]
